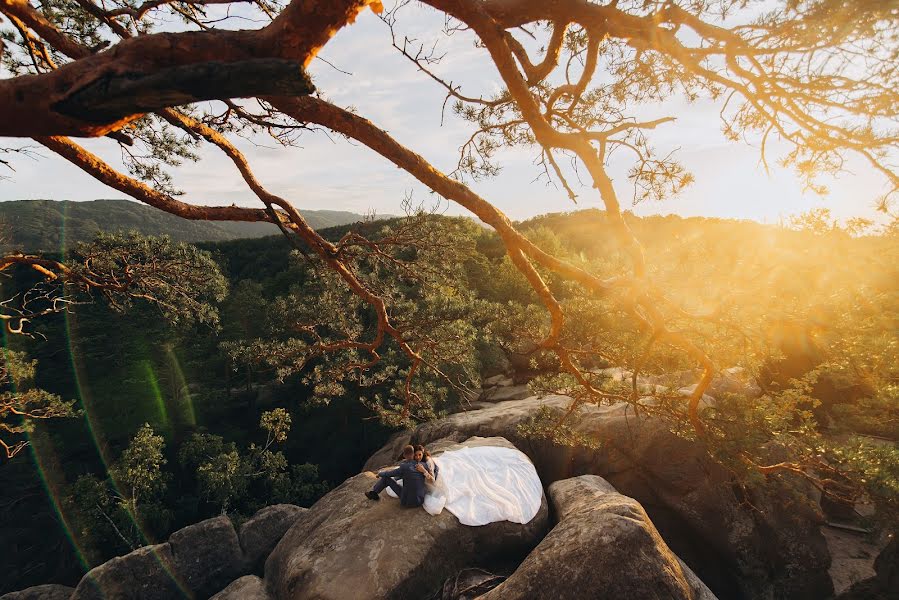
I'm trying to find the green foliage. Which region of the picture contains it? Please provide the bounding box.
[69,474,134,559]
[67,411,328,565]
[0,349,77,459]
[177,432,237,472]
[176,409,327,515]
[117,116,201,196]
[195,450,246,512]
[260,408,291,446]
[71,232,229,327]
[222,215,493,424]
[832,440,899,527]
[516,404,601,450]
[110,423,169,508]
[68,425,172,556]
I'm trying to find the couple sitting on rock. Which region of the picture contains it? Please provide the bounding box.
[365,444,439,508]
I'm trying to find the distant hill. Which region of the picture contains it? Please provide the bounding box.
[0,199,383,251]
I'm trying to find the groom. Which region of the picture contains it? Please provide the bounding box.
[366,445,430,507]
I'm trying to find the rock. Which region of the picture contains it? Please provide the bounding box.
[821,481,857,521]
[72,544,181,600]
[481,384,530,402]
[266,436,549,600]
[480,351,511,379]
[645,369,700,388]
[506,342,539,375]
[841,536,899,600]
[650,366,762,401]
[481,475,716,600]
[874,536,899,596]
[676,385,716,410]
[637,382,670,395]
[598,366,633,382]
[837,535,899,599]
[433,567,505,599]
[393,395,832,600]
[825,526,892,597]
[361,430,412,472]
[482,374,510,387]
[209,576,270,600]
[0,584,75,600]
[256,383,276,406]
[238,505,306,573]
[168,515,245,599]
[708,367,762,398]
[67,517,246,600]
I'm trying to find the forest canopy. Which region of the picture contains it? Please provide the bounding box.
[1,210,896,592]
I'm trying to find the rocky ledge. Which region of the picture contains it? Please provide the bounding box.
[8,390,885,600]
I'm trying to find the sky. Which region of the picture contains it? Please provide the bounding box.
[0,3,892,226]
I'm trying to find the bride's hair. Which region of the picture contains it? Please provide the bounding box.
[414,444,431,461]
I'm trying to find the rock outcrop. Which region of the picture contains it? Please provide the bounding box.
[838,536,899,600]
[480,384,531,403]
[266,436,549,600]
[72,544,182,600]
[209,576,271,600]
[8,376,832,600]
[875,537,899,598]
[60,505,302,600]
[361,430,412,472]
[0,585,75,600]
[395,395,831,600]
[238,505,307,573]
[482,374,512,387]
[481,475,716,600]
[168,515,244,598]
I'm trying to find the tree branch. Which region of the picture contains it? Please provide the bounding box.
[0,0,376,136]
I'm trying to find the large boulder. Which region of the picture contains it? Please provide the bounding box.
[482,374,512,387]
[643,367,762,399]
[266,436,549,600]
[239,505,307,573]
[361,430,412,472]
[708,367,762,398]
[383,395,831,600]
[481,384,531,403]
[209,576,271,600]
[481,475,716,600]
[71,516,246,600]
[874,536,899,598]
[0,585,75,600]
[838,536,899,600]
[168,515,244,598]
[71,544,182,600]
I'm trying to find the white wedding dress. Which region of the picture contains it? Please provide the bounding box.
[385,445,543,526]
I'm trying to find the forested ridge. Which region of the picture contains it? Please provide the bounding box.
[1,209,896,593]
[0,199,380,251]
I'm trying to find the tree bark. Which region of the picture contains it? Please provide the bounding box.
[0,0,373,136]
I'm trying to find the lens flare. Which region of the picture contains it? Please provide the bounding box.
[141,359,171,429]
[163,344,197,427]
[26,431,92,571]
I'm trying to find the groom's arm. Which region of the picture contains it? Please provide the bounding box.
[378,466,402,478]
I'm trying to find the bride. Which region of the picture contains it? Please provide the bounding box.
[387,442,543,526]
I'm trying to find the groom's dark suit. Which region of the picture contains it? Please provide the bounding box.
[372,459,427,507]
